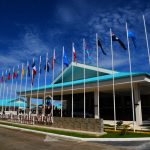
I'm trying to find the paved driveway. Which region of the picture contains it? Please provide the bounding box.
[0,127,127,150]
[93,141,150,150]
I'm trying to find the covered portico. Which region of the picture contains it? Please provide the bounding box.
[18,62,150,126]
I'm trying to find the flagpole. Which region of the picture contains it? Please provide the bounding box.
[14,65,19,112]
[83,39,86,118]
[36,56,41,115]
[110,28,117,131]
[24,61,28,115]
[9,67,14,111]
[5,86,8,111]
[126,22,135,132]
[143,15,150,66]
[72,43,74,118]
[96,33,100,119]
[2,70,7,113]
[0,72,3,113]
[19,64,23,114]
[61,47,64,117]
[52,49,55,118]
[30,58,34,116]
[44,53,48,116]
[7,68,10,111]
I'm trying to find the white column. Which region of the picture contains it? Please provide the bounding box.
[94,89,99,119]
[134,84,142,125]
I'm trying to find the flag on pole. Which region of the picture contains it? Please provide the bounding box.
[39,56,42,74]
[72,45,77,62]
[44,58,50,72]
[13,70,17,79]
[52,49,56,70]
[27,63,30,77]
[63,49,69,67]
[22,65,25,78]
[1,73,4,82]
[7,69,11,80]
[16,65,19,78]
[85,41,91,61]
[32,59,36,85]
[98,38,107,55]
[112,33,127,50]
[128,31,136,48]
[5,70,7,82]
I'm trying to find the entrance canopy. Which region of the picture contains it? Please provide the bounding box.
[17,62,150,98]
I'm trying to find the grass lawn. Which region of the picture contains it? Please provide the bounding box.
[0,121,101,138]
[0,120,150,138]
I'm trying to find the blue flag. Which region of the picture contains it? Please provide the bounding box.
[128,31,136,48]
[63,50,69,67]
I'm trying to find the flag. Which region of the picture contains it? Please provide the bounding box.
[1,73,4,82]
[7,69,11,80]
[22,65,25,77]
[13,70,17,79]
[27,63,30,77]
[52,49,56,70]
[44,58,50,72]
[16,65,19,78]
[98,38,107,55]
[63,49,69,67]
[32,59,36,85]
[85,42,91,61]
[128,31,136,48]
[112,33,127,50]
[72,45,76,62]
[4,70,7,82]
[39,56,42,74]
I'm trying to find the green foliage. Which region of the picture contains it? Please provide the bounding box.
[116,120,131,135]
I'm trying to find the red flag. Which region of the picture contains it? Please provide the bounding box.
[7,72,11,80]
[73,45,76,62]
[13,71,17,79]
[32,60,36,85]
[52,49,56,70]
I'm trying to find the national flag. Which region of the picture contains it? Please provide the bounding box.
[1,72,4,82]
[4,70,7,82]
[7,69,11,80]
[85,42,91,61]
[32,59,36,85]
[52,49,56,70]
[72,45,76,62]
[63,49,69,67]
[27,63,30,77]
[16,65,19,78]
[22,65,25,77]
[97,38,107,55]
[128,31,136,48]
[39,56,42,74]
[44,58,50,72]
[13,70,17,79]
[112,33,127,50]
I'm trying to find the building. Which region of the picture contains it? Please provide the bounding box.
[18,62,150,126]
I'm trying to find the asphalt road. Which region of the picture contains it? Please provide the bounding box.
[92,141,150,150]
[0,127,127,150]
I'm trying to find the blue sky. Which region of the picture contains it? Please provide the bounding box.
[0,0,150,100]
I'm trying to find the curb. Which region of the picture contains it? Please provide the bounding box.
[0,124,150,142]
[0,124,83,141]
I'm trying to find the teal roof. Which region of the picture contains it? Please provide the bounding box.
[0,98,26,107]
[25,72,150,93]
[53,62,117,84]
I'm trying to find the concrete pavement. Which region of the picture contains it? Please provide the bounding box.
[0,127,127,150]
